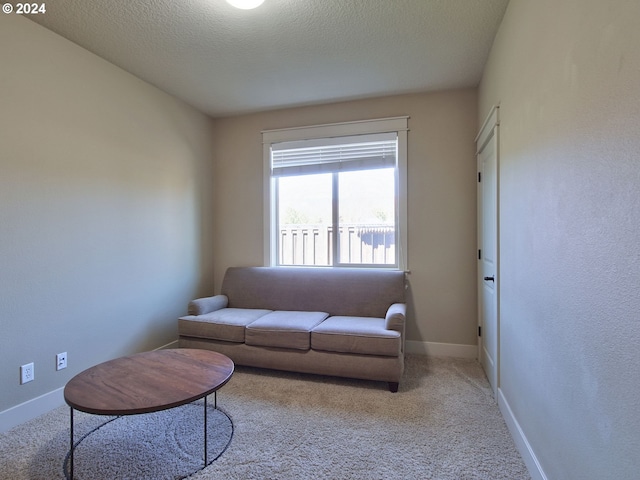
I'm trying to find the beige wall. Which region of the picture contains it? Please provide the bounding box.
[479,0,640,478]
[212,90,478,349]
[0,16,216,420]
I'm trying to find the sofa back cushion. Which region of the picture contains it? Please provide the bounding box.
[221,267,405,318]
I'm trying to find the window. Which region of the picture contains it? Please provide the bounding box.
[263,117,408,269]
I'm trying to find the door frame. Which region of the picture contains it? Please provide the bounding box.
[476,105,500,395]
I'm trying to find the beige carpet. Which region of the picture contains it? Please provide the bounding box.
[0,355,530,479]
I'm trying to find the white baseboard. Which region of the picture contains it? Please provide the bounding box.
[0,387,65,433]
[498,388,547,480]
[406,340,478,358]
[0,340,181,434]
[154,339,179,350]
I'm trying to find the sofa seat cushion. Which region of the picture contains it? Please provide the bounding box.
[311,316,401,357]
[179,308,272,343]
[245,311,329,350]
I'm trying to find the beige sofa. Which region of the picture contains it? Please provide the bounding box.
[179,267,407,392]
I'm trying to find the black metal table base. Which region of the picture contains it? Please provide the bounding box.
[63,393,233,480]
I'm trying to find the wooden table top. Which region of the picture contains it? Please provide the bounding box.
[64,349,234,415]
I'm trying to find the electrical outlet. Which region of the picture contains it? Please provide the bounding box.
[56,352,67,371]
[21,363,34,384]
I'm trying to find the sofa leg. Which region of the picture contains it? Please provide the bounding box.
[388,382,399,393]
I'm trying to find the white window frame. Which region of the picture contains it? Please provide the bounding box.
[263,117,409,270]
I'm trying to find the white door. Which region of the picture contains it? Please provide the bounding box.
[477,107,499,397]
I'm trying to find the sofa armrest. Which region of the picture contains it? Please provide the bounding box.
[188,295,228,316]
[384,303,406,332]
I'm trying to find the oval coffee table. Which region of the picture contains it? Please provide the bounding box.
[63,348,234,479]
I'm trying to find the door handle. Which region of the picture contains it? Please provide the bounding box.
[484,276,495,282]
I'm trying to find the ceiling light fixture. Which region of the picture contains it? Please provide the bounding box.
[226,0,265,9]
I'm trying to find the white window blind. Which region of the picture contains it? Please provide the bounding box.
[271,132,397,177]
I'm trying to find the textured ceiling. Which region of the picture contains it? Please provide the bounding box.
[29,0,509,117]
